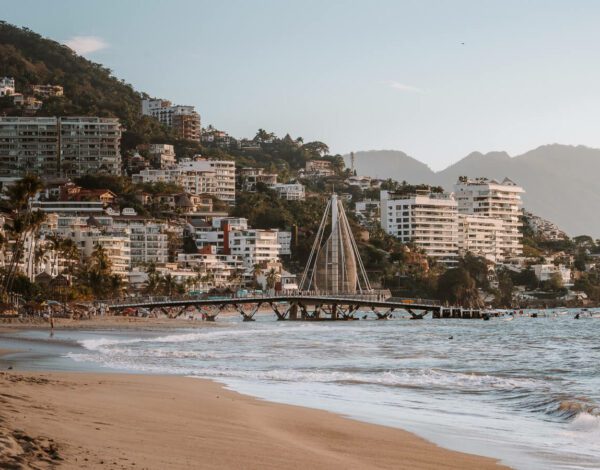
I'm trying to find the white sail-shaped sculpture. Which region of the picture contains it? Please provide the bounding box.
[300,194,372,295]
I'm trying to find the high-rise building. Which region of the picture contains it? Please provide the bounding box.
[454,177,524,259]
[141,99,201,142]
[380,190,458,265]
[0,116,122,180]
[457,214,505,263]
[59,117,122,177]
[171,106,201,142]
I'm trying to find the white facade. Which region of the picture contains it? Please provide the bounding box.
[190,217,282,268]
[113,219,169,266]
[133,158,235,204]
[458,215,505,263]
[532,264,572,286]
[380,190,458,265]
[271,183,305,201]
[454,177,524,259]
[0,77,15,96]
[177,252,245,288]
[69,227,131,277]
[229,229,281,268]
[141,99,200,141]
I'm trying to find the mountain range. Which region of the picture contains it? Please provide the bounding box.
[345,145,600,238]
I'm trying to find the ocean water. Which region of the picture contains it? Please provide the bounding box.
[47,313,600,469]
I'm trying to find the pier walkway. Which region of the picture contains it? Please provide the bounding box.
[101,294,482,321]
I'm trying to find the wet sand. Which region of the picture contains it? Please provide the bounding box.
[0,368,509,470]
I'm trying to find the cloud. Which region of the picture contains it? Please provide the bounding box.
[386,80,424,94]
[64,36,108,55]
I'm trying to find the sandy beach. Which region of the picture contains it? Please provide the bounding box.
[0,364,509,470]
[0,314,236,331]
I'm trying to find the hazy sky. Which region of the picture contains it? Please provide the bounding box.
[3,0,600,169]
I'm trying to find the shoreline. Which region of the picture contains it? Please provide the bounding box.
[0,335,511,469]
[0,367,509,469]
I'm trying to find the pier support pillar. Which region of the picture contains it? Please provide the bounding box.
[289,302,298,320]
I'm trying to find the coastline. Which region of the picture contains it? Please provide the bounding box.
[0,335,510,470]
[0,367,509,469]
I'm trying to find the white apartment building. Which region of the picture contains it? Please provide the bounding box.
[69,226,131,278]
[179,159,235,203]
[380,190,458,265]
[190,217,282,268]
[177,252,245,288]
[271,183,305,201]
[133,158,235,204]
[113,219,169,266]
[454,177,524,259]
[229,229,280,268]
[458,214,505,263]
[141,99,201,141]
[0,77,15,96]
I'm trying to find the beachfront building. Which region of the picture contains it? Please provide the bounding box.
[380,190,459,265]
[454,177,524,259]
[457,214,505,263]
[141,99,201,142]
[0,116,122,180]
[67,225,131,277]
[177,251,246,288]
[112,218,169,267]
[132,158,235,204]
[271,183,305,201]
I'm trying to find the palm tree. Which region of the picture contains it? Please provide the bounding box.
[60,238,81,279]
[1,175,45,300]
[160,273,177,297]
[266,268,279,291]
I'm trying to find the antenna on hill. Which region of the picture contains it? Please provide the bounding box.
[350,151,355,173]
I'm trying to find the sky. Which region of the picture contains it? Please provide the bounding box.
[3,0,600,170]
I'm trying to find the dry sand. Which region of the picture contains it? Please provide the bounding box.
[0,368,509,470]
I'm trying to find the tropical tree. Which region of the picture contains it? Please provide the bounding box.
[266,268,279,291]
[1,174,45,300]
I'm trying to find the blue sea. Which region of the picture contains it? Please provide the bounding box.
[3,311,600,469]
